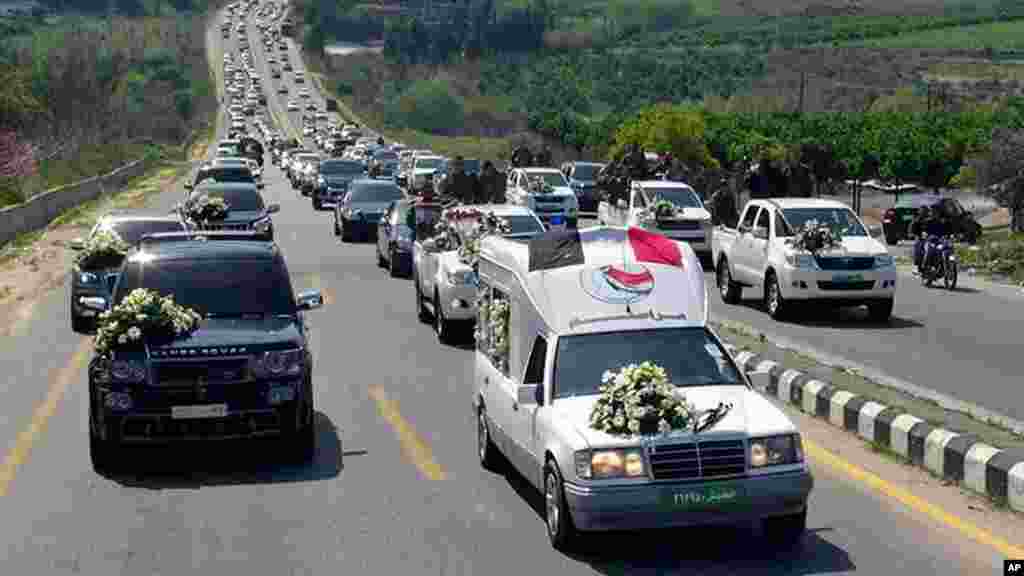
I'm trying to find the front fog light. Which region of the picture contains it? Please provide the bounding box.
[267,386,295,405]
[104,392,133,411]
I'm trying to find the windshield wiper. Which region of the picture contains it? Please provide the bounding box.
[694,401,733,434]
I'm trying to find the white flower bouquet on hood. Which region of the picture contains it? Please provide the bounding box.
[589,361,697,437]
[75,229,131,270]
[94,288,202,355]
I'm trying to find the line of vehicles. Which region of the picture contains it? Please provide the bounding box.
[63,1,821,552]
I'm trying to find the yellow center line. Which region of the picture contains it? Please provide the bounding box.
[0,337,91,497]
[804,438,1024,558]
[367,385,446,481]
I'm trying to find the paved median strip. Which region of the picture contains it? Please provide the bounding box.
[722,343,1024,517]
[367,385,446,481]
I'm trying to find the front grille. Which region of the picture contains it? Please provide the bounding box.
[814,256,876,271]
[153,358,251,386]
[105,273,118,293]
[195,222,252,231]
[648,439,746,480]
[817,280,876,291]
[657,220,701,231]
[134,383,271,410]
[120,411,281,440]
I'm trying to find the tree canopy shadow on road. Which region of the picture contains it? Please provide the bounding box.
[495,454,855,575]
[98,411,359,489]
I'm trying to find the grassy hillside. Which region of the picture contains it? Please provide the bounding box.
[0,5,219,208]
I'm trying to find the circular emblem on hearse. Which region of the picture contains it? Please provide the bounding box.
[579,263,655,305]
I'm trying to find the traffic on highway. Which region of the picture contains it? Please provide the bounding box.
[0,2,1017,574]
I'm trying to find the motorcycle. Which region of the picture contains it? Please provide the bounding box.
[918,234,958,290]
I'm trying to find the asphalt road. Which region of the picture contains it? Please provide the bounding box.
[0,7,1007,575]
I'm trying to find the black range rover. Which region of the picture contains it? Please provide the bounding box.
[86,232,325,470]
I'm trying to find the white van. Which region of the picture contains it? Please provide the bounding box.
[473,226,812,550]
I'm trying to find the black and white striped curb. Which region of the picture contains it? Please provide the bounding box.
[723,344,1024,513]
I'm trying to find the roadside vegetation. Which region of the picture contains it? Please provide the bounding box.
[0,0,219,210]
[956,228,1024,284]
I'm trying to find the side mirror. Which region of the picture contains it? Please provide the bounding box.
[266,203,280,214]
[257,182,265,189]
[80,296,107,312]
[752,226,768,240]
[296,289,323,310]
[517,384,539,406]
[184,182,193,191]
[68,238,86,251]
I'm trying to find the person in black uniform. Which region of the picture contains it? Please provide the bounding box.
[912,205,951,270]
[477,161,505,204]
[536,145,553,167]
[511,145,533,168]
[444,156,477,204]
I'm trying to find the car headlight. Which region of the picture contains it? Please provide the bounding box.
[574,448,646,479]
[447,269,477,286]
[253,216,272,233]
[110,359,147,383]
[874,254,894,268]
[749,434,803,468]
[785,253,815,269]
[250,349,304,378]
[79,272,100,284]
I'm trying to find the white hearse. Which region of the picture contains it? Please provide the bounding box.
[597,180,713,263]
[413,204,546,342]
[712,198,897,321]
[473,226,812,550]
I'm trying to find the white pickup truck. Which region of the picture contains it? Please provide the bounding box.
[597,180,713,263]
[712,198,897,321]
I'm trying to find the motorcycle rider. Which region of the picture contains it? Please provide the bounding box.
[913,205,952,271]
[626,143,648,181]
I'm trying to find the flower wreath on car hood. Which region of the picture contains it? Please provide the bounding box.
[186,195,231,223]
[93,288,202,356]
[75,229,131,271]
[430,205,511,267]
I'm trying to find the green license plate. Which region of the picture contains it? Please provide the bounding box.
[662,483,745,510]
[832,273,863,283]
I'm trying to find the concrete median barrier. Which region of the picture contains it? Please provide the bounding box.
[731,346,1024,513]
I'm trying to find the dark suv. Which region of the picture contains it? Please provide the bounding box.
[84,232,325,470]
[311,159,365,210]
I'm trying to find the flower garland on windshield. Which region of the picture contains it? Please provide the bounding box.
[94,288,202,355]
[75,229,131,271]
[785,219,843,254]
[186,195,231,223]
[589,362,697,437]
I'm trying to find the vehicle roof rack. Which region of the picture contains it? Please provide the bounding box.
[568,309,687,330]
[137,231,272,248]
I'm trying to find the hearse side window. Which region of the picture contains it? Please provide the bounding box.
[477,281,510,377]
[523,335,547,385]
[755,206,770,232]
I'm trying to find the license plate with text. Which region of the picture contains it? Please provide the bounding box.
[171,404,228,420]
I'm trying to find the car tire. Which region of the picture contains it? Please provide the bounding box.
[477,406,500,471]
[388,247,401,277]
[716,257,741,304]
[88,416,115,473]
[765,271,788,320]
[340,219,353,242]
[71,310,93,334]
[544,462,577,551]
[333,215,341,237]
[376,243,386,267]
[434,291,452,344]
[415,276,430,323]
[867,298,894,322]
[884,231,899,245]
[313,198,322,210]
[762,508,806,551]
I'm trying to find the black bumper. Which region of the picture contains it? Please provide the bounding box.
[90,378,310,445]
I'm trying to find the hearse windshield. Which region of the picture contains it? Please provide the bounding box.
[115,259,296,317]
[552,327,742,399]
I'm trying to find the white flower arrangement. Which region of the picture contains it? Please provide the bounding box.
[94,288,203,355]
[186,195,231,223]
[785,219,843,255]
[589,361,696,437]
[474,297,510,371]
[433,206,512,267]
[648,198,685,220]
[75,229,131,270]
